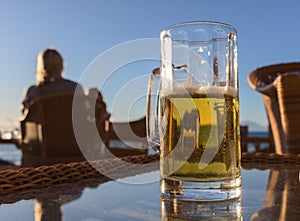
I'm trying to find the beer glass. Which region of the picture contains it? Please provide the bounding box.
[146,67,161,152]
[147,21,241,201]
[161,197,242,220]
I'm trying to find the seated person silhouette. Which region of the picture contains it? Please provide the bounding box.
[19,48,86,166]
[21,48,84,118]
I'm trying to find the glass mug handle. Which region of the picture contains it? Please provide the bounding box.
[146,68,161,152]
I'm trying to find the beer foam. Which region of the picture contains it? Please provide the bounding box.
[162,85,238,98]
[199,86,238,98]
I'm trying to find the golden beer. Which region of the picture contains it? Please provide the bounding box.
[160,89,241,182]
[157,21,239,201]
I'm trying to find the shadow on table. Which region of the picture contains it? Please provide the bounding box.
[251,168,300,221]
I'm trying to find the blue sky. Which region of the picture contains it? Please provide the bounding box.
[0,0,300,130]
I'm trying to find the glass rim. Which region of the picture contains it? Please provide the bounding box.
[162,21,237,34]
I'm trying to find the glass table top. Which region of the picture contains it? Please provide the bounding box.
[0,166,299,221]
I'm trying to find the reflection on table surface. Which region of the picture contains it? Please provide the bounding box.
[250,169,300,221]
[0,166,299,221]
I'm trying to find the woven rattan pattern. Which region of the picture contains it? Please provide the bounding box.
[0,153,300,204]
[0,154,159,195]
[242,152,300,169]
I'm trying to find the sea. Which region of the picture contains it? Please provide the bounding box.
[0,131,269,166]
[0,143,21,165]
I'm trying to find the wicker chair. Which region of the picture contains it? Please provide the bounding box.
[20,93,148,167]
[19,93,92,167]
[248,62,300,154]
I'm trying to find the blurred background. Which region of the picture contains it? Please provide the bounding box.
[0,0,299,133]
